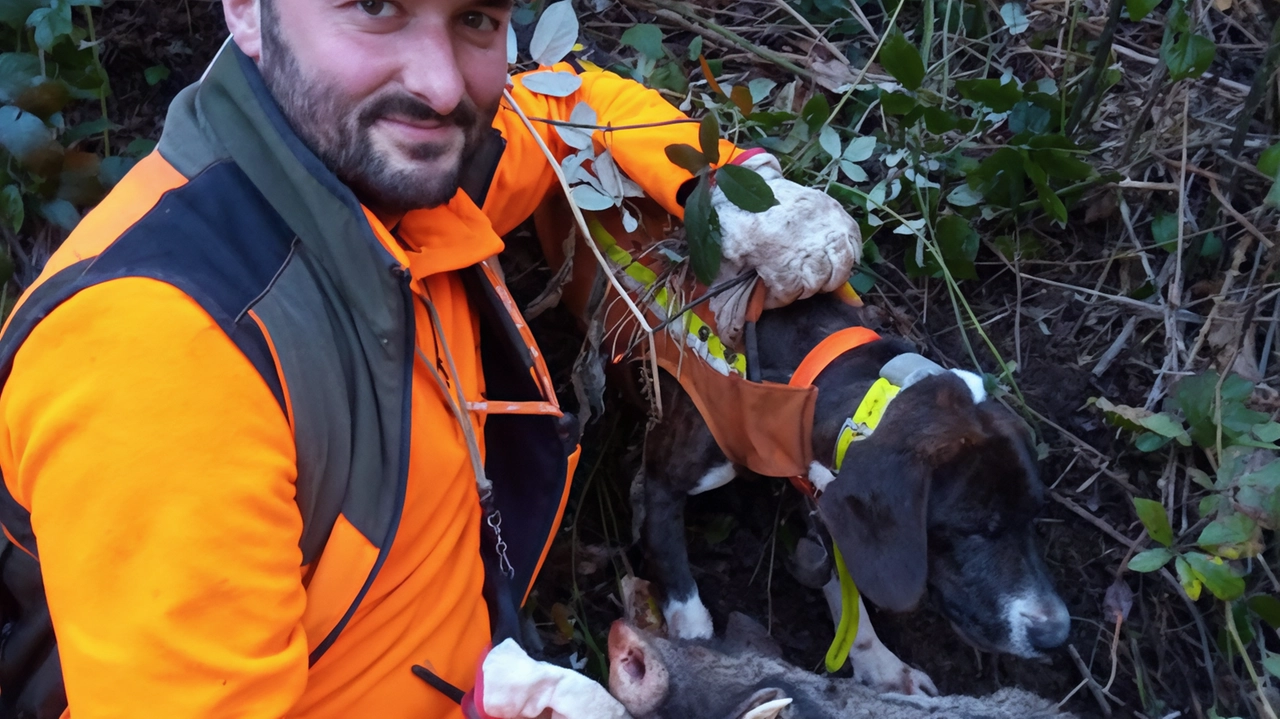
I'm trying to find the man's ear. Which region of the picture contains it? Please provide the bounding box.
[222,0,263,60]
[818,438,930,612]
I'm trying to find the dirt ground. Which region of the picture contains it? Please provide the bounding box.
[82,1,1278,717]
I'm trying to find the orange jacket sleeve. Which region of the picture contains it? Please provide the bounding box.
[0,278,309,718]
[485,63,738,236]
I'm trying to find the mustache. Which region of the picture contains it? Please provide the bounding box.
[359,93,481,130]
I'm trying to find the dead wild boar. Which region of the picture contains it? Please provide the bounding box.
[607,614,1073,719]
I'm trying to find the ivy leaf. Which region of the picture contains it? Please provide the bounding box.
[716,164,779,213]
[665,143,708,175]
[1127,0,1162,21]
[699,114,720,165]
[880,31,924,91]
[1008,100,1051,134]
[39,198,80,231]
[0,104,58,170]
[934,214,979,280]
[0,0,42,29]
[620,23,664,60]
[685,176,722,285]
[1163,32,1216,82]
[0,184,23,233]
[25,0,72,52]
[1182,552,1244,600]
[1133,498,1173,547]
[529,1,579,67]
[520,71,583,97]
[0,53,40,104]
[1128,548,1174,573]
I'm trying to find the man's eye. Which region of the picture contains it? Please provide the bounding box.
[459,11,499,31]
[358,0,395,17]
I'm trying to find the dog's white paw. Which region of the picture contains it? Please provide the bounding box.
[850,641,938,696]
[664,595,714,639]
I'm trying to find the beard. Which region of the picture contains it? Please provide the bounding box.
[257,9,497,215]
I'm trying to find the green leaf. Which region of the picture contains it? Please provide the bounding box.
[1133,497,1173,547]
[801,93,830,133]
[880,90,917,115]
[1196,513,1260,558]
[0,53,40,104]
[1023,152,1067,224]
[1259,142,1280,177]
[716,164,779,213]
[880,31,924,91]
[0,104,60,172]
[698,115,720,165]
[1175,556,1202,600]
[1182,552,1244,600]
[665,143,708,175]
[923,107,958,133]
[1264,654,1280,680]
[1127,0,1162,21]
[1254,422,1280,443]
[0,0,42,29]
[1135,432,1171,452]
[0,184,22,233]
[1008,100,1051,134]
[38,197,80,230]
[528,0,579,67]
[144,64,170,86]
[620,23,664,60]
[1163,32,1216,82]
[1173,371,1270,448]
[1151,212,1179,251]
[25,0,73,52]
[956,78,1024,113]
[1128,547,1174,572]
[684,176,721,285]
[1248,595,1280,629]
[1032,148,1093,181]
[818,126,841,160]
[729,85,753,117]
[969,147,1026,209]
[934,214,979,280]
[687,36,703,62]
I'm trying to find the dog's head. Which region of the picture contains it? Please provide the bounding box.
[816,372,1070,657]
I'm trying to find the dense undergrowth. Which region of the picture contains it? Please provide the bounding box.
[2,0,1279,716]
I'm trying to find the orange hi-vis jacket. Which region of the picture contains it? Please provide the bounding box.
[0,43,731,718]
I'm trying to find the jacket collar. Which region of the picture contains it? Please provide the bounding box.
[166,40,505,315]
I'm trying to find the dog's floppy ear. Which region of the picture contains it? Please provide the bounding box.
[817,373,984,612]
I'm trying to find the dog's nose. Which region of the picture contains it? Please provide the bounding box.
[1021,597,1071,649]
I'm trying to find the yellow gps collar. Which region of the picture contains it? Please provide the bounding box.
[832,377,901,471]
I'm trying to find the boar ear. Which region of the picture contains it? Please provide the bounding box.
[608,621,670,718]
[724,612,783,659]
[724,688,793,719]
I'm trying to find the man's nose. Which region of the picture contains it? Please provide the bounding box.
[398,24,466,116]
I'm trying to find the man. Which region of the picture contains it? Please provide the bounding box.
[0,0,860,717]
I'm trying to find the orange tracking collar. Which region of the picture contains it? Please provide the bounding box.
[786,326,882,497]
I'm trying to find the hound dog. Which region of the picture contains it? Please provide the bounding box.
[637,293,1070,695]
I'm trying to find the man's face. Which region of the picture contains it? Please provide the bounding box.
[258,0,511,215]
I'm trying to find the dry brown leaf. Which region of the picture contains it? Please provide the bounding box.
[1213,0,1232,11]
[621,575,667,637]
